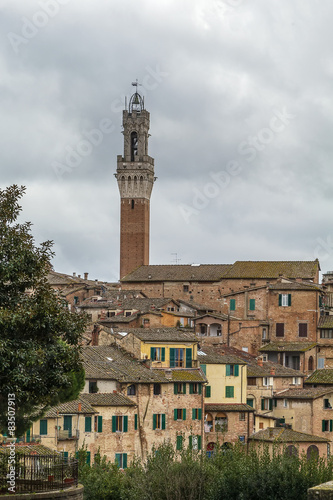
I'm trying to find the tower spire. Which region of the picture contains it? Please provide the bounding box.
[115,85,155,279]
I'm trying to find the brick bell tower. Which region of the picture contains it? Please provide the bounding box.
[116,82,155,279]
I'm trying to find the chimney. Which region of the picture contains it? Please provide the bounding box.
[270,368,275,376]
[73,272,76,277]
[78,275,81,279]
[84,272,89,280]
[258,359,263,367]
[269,428,274,438]
[78,402,82,412]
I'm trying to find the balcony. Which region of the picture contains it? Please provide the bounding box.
[57,429,79,441]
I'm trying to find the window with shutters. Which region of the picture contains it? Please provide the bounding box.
[249,299,255,311]
[115,453,127,469]
[85,417,92,433]
[150,347,165,362]
[239,412,246,421]
[276,323,285,337]
[174,408,186,421]
[230,299,236,311]
[247,377,257,386]
[94,416,103,433]
[279,294,291,307]
[89,381,98,393]
[170,348,184,367]
[298,323,308,338]
[246,398,254,407]
[189,383,201,394]
[153,413,166,430]
[112,415,128,433]
[205,385,211,398]
[189,435,202,450]
[176,435,183,450]
[322,419,333,432]
[261,398,273,411]
[226,364,239,376]
[192,408,202,420]
[174,382,186,395]
[225,386,234,398]
[40,420,48,435]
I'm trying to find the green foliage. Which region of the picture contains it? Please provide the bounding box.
[0,185,87,436]
[78,440,333,500]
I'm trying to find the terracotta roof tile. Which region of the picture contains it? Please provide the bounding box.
[205,403,254,412]
[259,342,317,352]
[123,327,198,342]
[274,387,333,399]
[44,398,97,417]
[318,316,333,329]
[198,347,245,365]
[305,369,333,385]
[121,264,232,282]
[223,261,319,280]
[249,427,328,443]
[168,369,206,382]
[80,393,136,406]
[0,444,59,455]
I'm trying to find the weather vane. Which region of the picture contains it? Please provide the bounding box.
[132,79,142,91]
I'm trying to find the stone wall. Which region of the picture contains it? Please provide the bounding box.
[0,485,83,500]
[308,481,333,499]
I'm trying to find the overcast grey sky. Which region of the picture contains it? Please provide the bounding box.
[1,0,333,282]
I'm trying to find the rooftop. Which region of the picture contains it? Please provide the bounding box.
[305,369,333,385]
[205,403,254,412]
[249,427,328,443]
[44,398,97,417]
[274,387,333,399]
[120,327,198,343]
[259,342,317,353]
[81,393,137,407]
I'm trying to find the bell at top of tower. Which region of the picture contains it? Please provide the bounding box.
[128,80,144,113]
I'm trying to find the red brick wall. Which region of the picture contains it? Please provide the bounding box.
[120,199,150,279]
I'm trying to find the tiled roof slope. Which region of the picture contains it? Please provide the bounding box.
[305,369,333,385]
[80,297,174,312]
[169,369,206,382]
[44,398,96,417]
[81,345,168,383]
[121,261,319,282]
[268,282,321,291]
[81,393,136,406]
[121,264,232,282]
[259,342,316,352]
[0,444,59,455]
[123,327,198,342]
[274,387,333,399]
[205,403,254,412]
[249,427,328,443]
[197,347,245,365]
[223,261,319,280]
[318,316,333,328]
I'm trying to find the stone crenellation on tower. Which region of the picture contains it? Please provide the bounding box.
[116,86,155,279]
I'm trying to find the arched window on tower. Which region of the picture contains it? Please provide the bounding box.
[131,131,138,161]
[131,200,135,209]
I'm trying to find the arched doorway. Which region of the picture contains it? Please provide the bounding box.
[307,445,319,460]
[308,356,314,371]
[285,445,298,457]
[215,413,228,433]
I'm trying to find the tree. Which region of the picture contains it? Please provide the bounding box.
[0,185,87,436]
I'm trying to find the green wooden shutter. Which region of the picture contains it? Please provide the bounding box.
[98,416,103,433]
[183,383,186,394]
[198,383,202,395]
[226,365,231,376]
[183,409,186,420]
[115,453,121,467]
[330,420,333,432]
[261,399,265,411]
[279,294,282,306]
[186,348,192,368]
[174,409,178,421]
[226,386,234,398]
[288,294,292,306]
[40,420,47,435]
[26,428,31,443]
[170,348,175,367]
[249,299,255,311]
[162,414,166,430]
[198,408,202,420]
[176,435,182,450]
[153,414,157,430]
[124,416,128,432]
[269,399,273,411]
[85,416,92,432]
[189,435,192,449]
[247,398,253,407]
[150,347,155,360]
[234,364,239,377]
[174,383,178,395]
[86,451,91,465]
[189,383,193,394]
[319,296,323,307]
[192,408,196,420]
[135,414,138,430]
[112,416,117,433]
[161,348,165,362]
[322,420,326,432]
[205,386,211,398]
[201,364,206,375]
[123,453,127,469]
[198,435,202,450]
[63,451,68,461]
[230,299,236,311]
